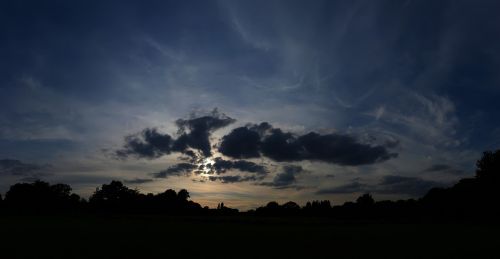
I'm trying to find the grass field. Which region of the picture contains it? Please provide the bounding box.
[0,215,498,258]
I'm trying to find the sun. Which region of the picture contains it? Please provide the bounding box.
[199,157,215,175]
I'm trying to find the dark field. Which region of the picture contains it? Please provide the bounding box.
[0,215,498,258]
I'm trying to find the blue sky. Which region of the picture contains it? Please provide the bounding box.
[1,0,499,209]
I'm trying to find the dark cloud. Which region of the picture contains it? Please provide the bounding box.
[123,178,154,184]
[425,164,452,172]
[317,175,442,197]
[174,109,236,157]
[208,175,258,183]
[384,139,400,149]
[297,132,397,165]
[19,176,46,182]
[424,164,467,175]
[202,157,268,183]
[144,157,268,182]
[218,127,261,159]
[0,139,78,161]
[207,157,268,175]
[260,129,303,161]
[0,159,50,176]
[152,163,197,178]
[316,181,367,194]
[0,159,52,183]
[117,110,235,159]
[260,165,304,189]
[116,128,174,159]
[219,123,398,166]
[377,175,442,196]
[179,150,198,161]
[49,174,117,186]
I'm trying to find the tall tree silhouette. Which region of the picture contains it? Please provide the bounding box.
[476,150,500,182]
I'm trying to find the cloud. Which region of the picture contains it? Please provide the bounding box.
[0,159,51,176]
[218,127,261,159]
[18,176,46,182]
[123,178,154,184]
[377,175,442,196]
[117,109,235,159]
[139,157,268,182]
[370,93,461,148]
[208,175,259,183]
[425,164,451,172]
[316,181,368,194]
[201,157,269,183]
[152,163,197,178]
[116,128,174,159]
[424,164,466,175]
[384,138,400,148]
[219,123,397,165]
[174,109,236,157]
[0,159,52,182]
[206,157,268,175]
[260,165,304,189]
[317,175,443,197]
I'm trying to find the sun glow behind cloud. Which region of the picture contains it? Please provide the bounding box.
[200,157,215,176]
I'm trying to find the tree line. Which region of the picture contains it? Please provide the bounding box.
[0,180,209,214]
[0,150,499,220]
[251,150,500,220]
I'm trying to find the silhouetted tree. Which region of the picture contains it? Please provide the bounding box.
[90,181,139,202]
[255,201,280,215]
[186,200,203,210]
[155,189,178,211]
[303,200,332,215]
[4,180,81,212]
[476,150,500,182]
[266,201,280,210]
[418,149,500,219]
[158,189,177,200]
[89,181,141,212]
[356,193,374,207]
[215,202,238,215]
[282,201,300,210]
[177,189,190,201]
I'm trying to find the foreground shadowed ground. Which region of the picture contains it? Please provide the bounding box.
[0,215,498,259]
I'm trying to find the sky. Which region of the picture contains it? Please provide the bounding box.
[1,0,499,210]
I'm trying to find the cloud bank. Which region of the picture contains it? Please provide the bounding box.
[219,123,398,165]
[117,110,235,159]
